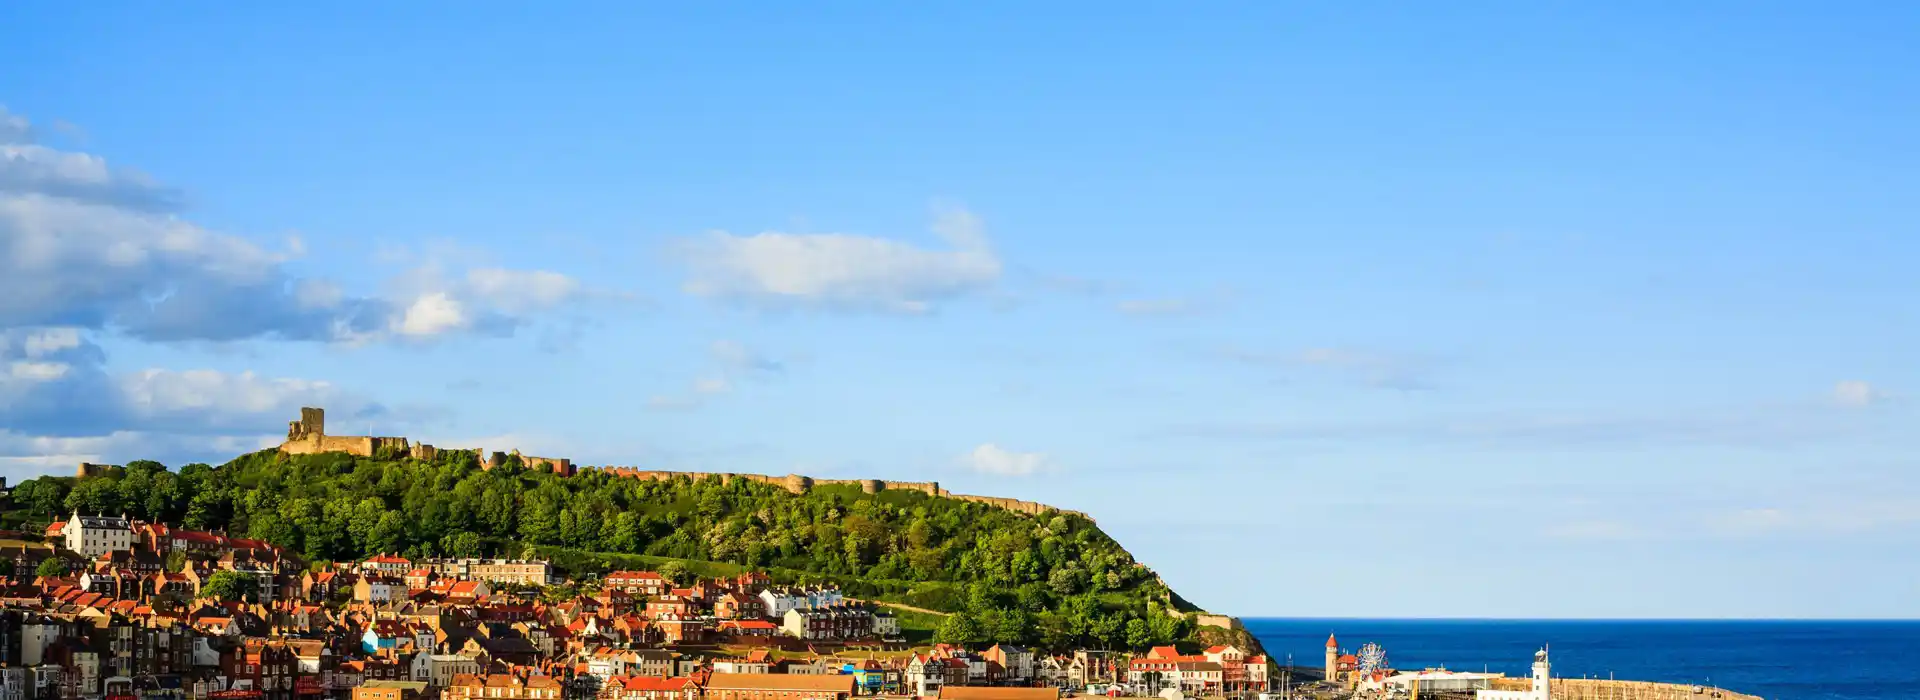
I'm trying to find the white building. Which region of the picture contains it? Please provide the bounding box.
[758,586,844,619]
[64,512,133,559]
[1385,670,1502,694]
[411,654,480,687]
[1477,649,1550,700]
[873,612,900,638]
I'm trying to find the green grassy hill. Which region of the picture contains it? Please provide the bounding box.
[11,449,1242,653]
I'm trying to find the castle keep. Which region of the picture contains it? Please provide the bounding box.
[280,407,575,475]
[275,407,1087,520]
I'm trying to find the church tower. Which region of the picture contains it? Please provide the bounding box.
[1324,634,1339,682]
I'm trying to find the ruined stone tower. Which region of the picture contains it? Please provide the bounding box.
[288,407,325,442]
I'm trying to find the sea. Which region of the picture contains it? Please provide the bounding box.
[1244,618,1920,700]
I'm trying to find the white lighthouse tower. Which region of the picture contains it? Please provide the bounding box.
[1474,647,1551,700]
[1528,648,1551,700]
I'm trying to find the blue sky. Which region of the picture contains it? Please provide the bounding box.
[3,2,1916,619]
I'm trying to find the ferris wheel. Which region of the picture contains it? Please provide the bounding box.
[1356,643,1389,674]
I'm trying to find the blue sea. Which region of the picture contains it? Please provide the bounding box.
[1245,619,1920,700]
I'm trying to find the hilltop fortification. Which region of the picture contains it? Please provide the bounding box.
[276,407,1088,521]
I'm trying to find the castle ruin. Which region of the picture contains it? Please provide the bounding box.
[275,407,1085,520]
[278,407,575,476]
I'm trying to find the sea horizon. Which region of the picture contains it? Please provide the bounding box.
[1246,618,1919,700]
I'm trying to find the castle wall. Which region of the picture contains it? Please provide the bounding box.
[75,463,122,479]
[270,407,1083,521]
[1193,614,1238,630]
[588,467,1086,519]
[279,435,409,457]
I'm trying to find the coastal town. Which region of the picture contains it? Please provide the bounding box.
[0,510,1284,700]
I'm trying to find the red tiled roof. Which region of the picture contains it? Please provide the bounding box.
[619,677,692,692]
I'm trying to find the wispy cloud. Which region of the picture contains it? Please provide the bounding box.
[1115,287,1238,318]
[1161,398,1897,451]
[647,340,785,411]
[675,205,1002,313]
[1543,520,1649,541]
[709,340,784,375]
[1831,380,1894,408]
[960,443,1052,476]
[1223,345,1435,391]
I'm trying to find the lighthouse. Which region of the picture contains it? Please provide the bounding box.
[1529,648,1551,700]
[1474,647,1551,700]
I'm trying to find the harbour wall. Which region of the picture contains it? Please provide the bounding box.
[1490,678,1762,700]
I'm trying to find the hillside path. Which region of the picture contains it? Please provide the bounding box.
[849,598,950,617]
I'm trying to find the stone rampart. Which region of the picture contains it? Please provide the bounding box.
[591,467,1088,520]
[75,462,122,479]
[1490,678,1761,700]
[270,407,1084,521]
[1193,614,1238,629]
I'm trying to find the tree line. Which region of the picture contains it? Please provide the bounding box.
[9,449,1193,651]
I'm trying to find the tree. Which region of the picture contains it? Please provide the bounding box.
[441,531,485,558]
[15,479,70,516]
[200,571,257,602]
[1048,564,1084,597]
[935,612,982,646]
[1126,618,1153,649]
[165,551,188,572]
[35,558,67,578]
[658,561,690,584]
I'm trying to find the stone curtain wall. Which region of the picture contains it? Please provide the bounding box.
[273,407,1087,522]
[1489,678,1763,700]
[592,468,1091,520]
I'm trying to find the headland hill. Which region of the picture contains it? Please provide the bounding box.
[0,407,1768,700]
[8,407,1260,651]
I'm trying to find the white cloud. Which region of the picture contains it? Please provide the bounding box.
[0,429,283,480]
[962,443,1050,476]
[9,361,71,381]
[0,106,593,345]
[1832,380,1891,408]
[0,108,29,143]
[393,292,470,338]
[708,340,784,374]
[677,206,1002,312]
[0,326,388,453]
[116,369,340,418]
[463,268,584,312]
